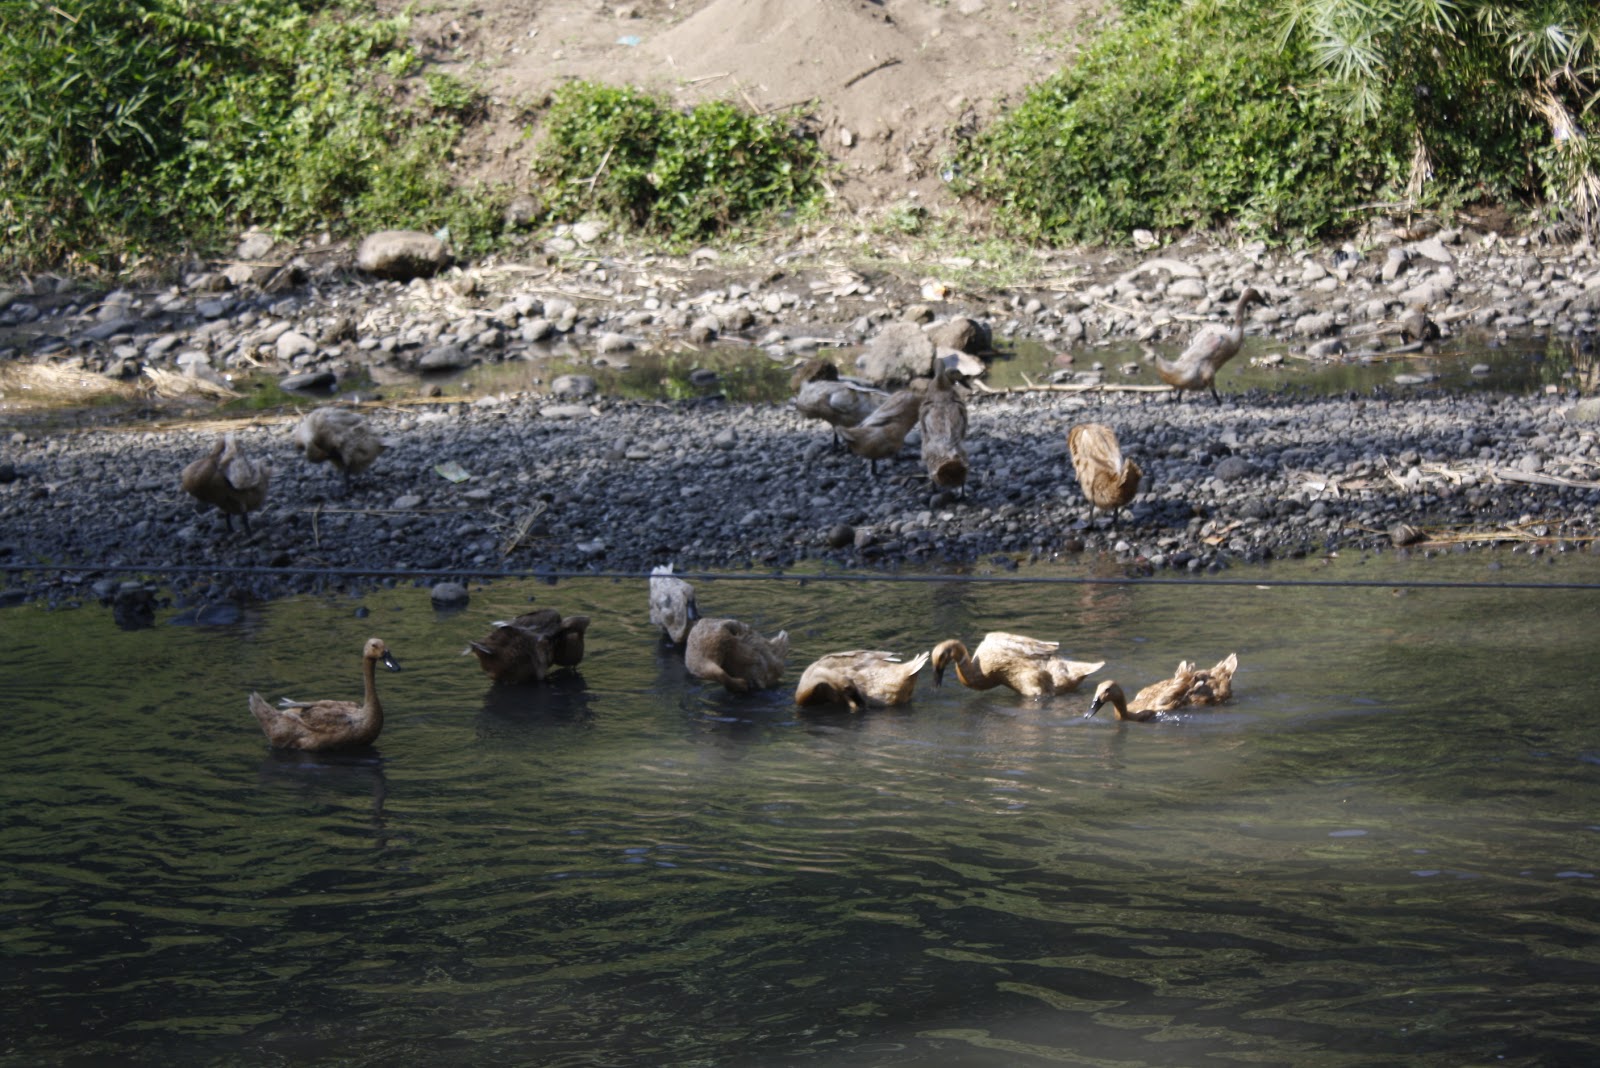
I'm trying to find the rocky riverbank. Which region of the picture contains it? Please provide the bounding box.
[4,222,1600,611]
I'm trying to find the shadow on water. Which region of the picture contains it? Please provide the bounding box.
[5,552,1600,1064]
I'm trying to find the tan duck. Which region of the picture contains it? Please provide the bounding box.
[649,563,700,645]
[919,365,969,493]
[248,637,401,750]
[1085,653,1239,722]
[181,431,270,532]
[293,407,388,491]
[792,358,886,448]
[464,609,591,684]
[794,649,930,711]
[1067,422,1142,528]
[836,387,923,476]
[931,632,1104,698]
[1156,288,1265,403]
[684,617,789,693]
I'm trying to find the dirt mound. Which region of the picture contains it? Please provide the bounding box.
[391,0,1104,212]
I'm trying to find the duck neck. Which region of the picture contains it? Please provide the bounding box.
[361,653,384,727]
[952,647,997,690]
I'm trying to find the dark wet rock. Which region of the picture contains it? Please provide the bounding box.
[357,229,449,281]
[1213,457,1254,482]
[551,374,598,398]
[280,370,338,392]
[418,343,473,372]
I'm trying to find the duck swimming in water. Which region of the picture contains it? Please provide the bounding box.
[1085,653,1239,722]
[649,564,700,646]
[464,609,591,684]
[931,632,1104,698]
[248,637,401,750]
[794,649,930,711]
[684,617,789,693]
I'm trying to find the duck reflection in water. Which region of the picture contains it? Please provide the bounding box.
[256,748,390,848]
[476,670,595,743]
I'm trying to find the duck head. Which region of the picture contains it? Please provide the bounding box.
[364,637,402,673]
[1085,680,1122,719]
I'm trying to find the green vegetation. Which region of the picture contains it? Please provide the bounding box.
[529,82,827,243]
[961,0,1600,242]
[0,0,498,273]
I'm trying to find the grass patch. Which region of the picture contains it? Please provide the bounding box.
[0,0,503,274]
[529,82,828,243]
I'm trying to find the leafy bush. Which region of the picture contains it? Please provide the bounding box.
[531,82,826,241]
[0,0,501,272]
[960,0,1397,243]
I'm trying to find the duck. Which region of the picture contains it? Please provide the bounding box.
[919,364,969,493]
[248,637,401,750]
[1156,288,1265,403]
[931,632,1104,698]
[684,617,789,693]
[836,387,923,476]
[794,649,930,711]
[293,407,389,491]
[180,431,270,533]
[649,563,700,645]
[1085,653,1239,722]
[1067,422,1142,528]
[791,358,886,448]
[464,609,591,684]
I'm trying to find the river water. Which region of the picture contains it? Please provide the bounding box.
[4,550,1600,1066]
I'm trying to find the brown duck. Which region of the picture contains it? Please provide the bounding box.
[248,637,401,750]
[685,617,789,693]
[293,407,389,491]
[792,358,886,448]
[1067,422,1141,528]
[837,388,923,476]
[931,632,1104,698]
[465,609,591,684]
[1156,288,1265,403]
[1086,653,1239,722]
[181,432,270,532]
[919,365,969,493]
[794,649,930,711]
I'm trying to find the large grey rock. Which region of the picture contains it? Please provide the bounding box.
[929,316,991,354]
[551,374,598,398]
[276,330,317,361]
[418,343,472,371]
[356,230,449,281]
[856,320,935,384]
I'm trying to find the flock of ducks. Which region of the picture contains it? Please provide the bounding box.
[246,565,1239,750]
[181,407,391,530]
[188,288,1268,535]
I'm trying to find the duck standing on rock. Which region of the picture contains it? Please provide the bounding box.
[248,637,401,750]
[181,431,270,533]
[464,609,591,685]
[1067,422,1141,529]
[1085,653,1238,722]
[649,564,700,646]
[795,649,930,711]
[837,387,923,477]
[684,617,789,693]
[293,407,389,492]
[791,358,886,449]
[1156,288,1265,403]
[932,632,1104,698]
[919,364,969,494]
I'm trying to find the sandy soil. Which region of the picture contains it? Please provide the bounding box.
[381,0,1106,214]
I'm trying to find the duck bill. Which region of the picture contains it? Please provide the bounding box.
[1084,698,1103,719]
[382,651,403,672]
